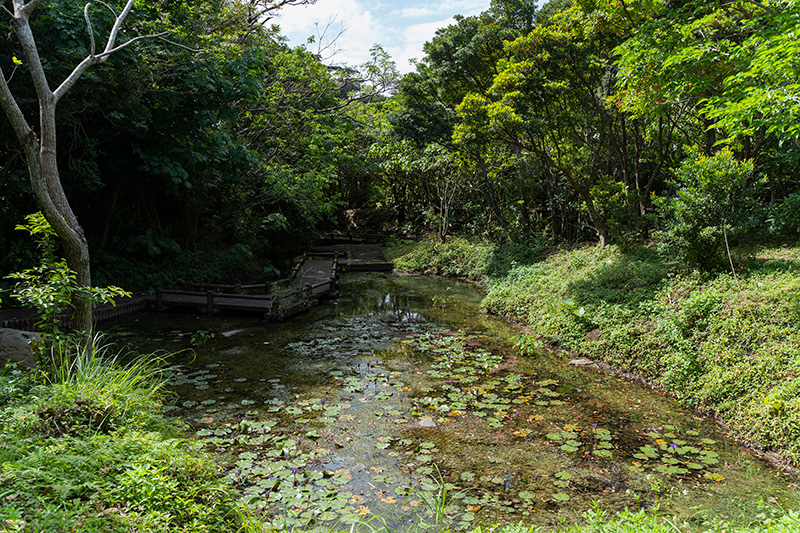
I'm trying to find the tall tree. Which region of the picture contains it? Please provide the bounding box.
[0,0,161,334]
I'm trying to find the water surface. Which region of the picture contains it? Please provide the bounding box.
[107,273,798,530]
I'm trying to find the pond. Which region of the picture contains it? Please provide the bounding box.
[107,273,799,531]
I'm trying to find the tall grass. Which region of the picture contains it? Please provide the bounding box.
[39,334,174,430]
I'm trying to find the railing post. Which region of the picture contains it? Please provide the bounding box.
[206,291,215,316]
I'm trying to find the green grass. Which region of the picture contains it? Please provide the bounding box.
[0,336,242,532]
[386,236,547,279]
[392,238,800,464]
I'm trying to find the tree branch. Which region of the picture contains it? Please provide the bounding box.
[55,31,170,102]
[157,36,203,53]
[0,65,36,153]
[20,0,47,17]
[103,0,135,54]
[83,1,119,56]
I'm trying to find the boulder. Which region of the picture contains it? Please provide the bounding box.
[0,328,39,368]
[418,417,437,428]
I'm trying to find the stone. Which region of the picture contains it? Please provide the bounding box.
[568,357,596,367]
[418,417,436,428]
[0,328,39,368]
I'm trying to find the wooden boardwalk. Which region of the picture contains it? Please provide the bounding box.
[146,250,355,320]
[312,243,394,272]
[1,242,394,330]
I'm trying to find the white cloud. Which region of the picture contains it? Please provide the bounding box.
[391,0,488,20]
[388,17,457,72]
[274,0,490,75]
[275,0,387,67]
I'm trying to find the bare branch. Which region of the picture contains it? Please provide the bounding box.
[4,65,19,85]
[103,0,136,54]
[157,36,203,53]
[313,16,348,61]
[54,31,170,101]
[0,64,37,163]
[84,1,119,56]
[98,31,171,58]
[20,0,47,17]
[84,4,96,55]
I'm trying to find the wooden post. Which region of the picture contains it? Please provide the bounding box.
[156,287,164,311]
[206,291,214,316]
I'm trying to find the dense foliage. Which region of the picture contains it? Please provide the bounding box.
[2,0,800,293]
[382,0,800,252]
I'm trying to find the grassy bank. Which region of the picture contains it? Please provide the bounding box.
[0,337,242,532]
[388,239,800,465]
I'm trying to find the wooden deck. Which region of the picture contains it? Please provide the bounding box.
[311,243,394,272]
[1,243,394,330]
[146,252,344,320]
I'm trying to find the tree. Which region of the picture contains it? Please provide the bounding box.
[0,0,316,334]
[0,0,163,334]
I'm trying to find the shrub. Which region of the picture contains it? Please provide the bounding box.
[655,146,753,271]
[0,337,241,532]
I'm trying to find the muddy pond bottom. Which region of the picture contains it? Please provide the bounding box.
[107,273,799,530]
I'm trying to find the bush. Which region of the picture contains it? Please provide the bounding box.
[655,147,753,271]
[0,337,241,532]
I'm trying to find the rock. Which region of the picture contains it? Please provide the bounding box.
[422,268,439,276]
[568,357,597,367]
[586,328,602,341]
[418,417,437,428]
[379,313,399,324]
[220,327,265,338]
[0,328,39,368]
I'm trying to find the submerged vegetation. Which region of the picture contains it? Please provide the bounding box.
[390,240,800,466]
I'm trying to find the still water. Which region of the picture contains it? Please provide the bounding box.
[107,273,798,530]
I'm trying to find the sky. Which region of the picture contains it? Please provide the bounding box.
[273,0,491,74]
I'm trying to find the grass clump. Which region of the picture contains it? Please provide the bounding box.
[484,506,800,533]
[0,336,242,532]
[392,238,800,464]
